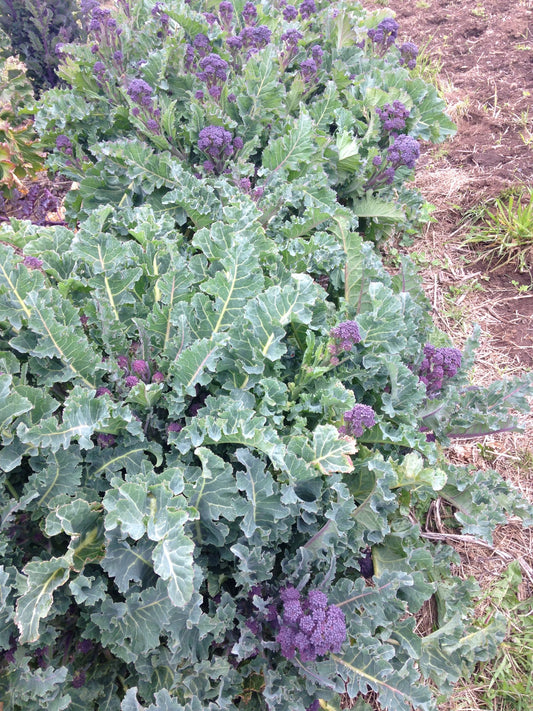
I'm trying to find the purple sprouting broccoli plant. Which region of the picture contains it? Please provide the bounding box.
[22,255,43,270]
[311,44,324,67]
[218,1,234,31]
[55,134,73,155]
[124,375,140,388]
[198,125,242,174]
[399,41,418,69]
[283,4,298,21]
[127,78,161,133]
[242,2,257,26]
[329,320,361,362]
[417,344,462,398]
[376,101,410,135]
[86,3,123,60]
[339,404,376,437]
[196,53,229,100]
[276,587,346,662]
[280,29,303,69]
[127,79,154,108]
[299,0,317,20]
[96,433,116,448]
[365,134,420,190]
[300,58,318,84]
[387,134,420,169]
[131,359,151,382]
[367,17,399,55]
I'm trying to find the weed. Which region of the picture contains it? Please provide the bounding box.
[463,189,533,271]
[473,563,533,711]
[471,3,488,18]
[411,37,445,90]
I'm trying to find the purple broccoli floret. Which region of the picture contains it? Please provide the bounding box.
[399,41,418,69]
[276,586,346,662]
[22,256,43,270]
[299,0,316,20]
[131,359,150,381]
[283,4,298,21]
[219,1,234,30]
[387,134,420,169]
[95,386,112,397]
[367,17,399,52]
[300,58,317,83]
[329,320,362,357]
[339,404,376,437]
[96,433,116,449]
[197,53,229,84]
[167,422,183,433]
[242,2,257,25]
[417,344,462,398]
[127,79,154,108]
[376,101,410,135]
[124,375,140,388]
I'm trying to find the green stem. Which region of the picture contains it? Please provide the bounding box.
[4,477,19,500]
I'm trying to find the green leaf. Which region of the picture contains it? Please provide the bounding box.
[23,448,83,508]
[288,425,357,476]
[234,448,289,538]
[0,374,32,432]
[262,112,315,174]
[351,196,404,220]
[17,386,109,452]
[15,556,71,643]
[91,581,172,663]
[101,530,155,593]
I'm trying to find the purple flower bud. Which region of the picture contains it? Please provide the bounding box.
[227,92,237,103]
[151,371,165,383]
[124,375,140,388]
[339,404,376,438]
[76,639,94,654]
[72,670,86,688]
[93,61,106,76]
[146,118,159,133]
[131,359,150,381]
[95,387,112,397]
[96,433,116,448]
[238,177,251,192]
[283,4,298,21]
[209,85,222,100]
[117,355,129,371]
[372,155,383,167]
[329,320,361,354]
[22,256,43,269]
[167,422,183,433]
[242,2,257,26]
[113,50,124,62]
[91,43,99,54]
[195,90,205,99]
[233,136,244,150]
[299,0,316,20]
[132,106,140,116]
